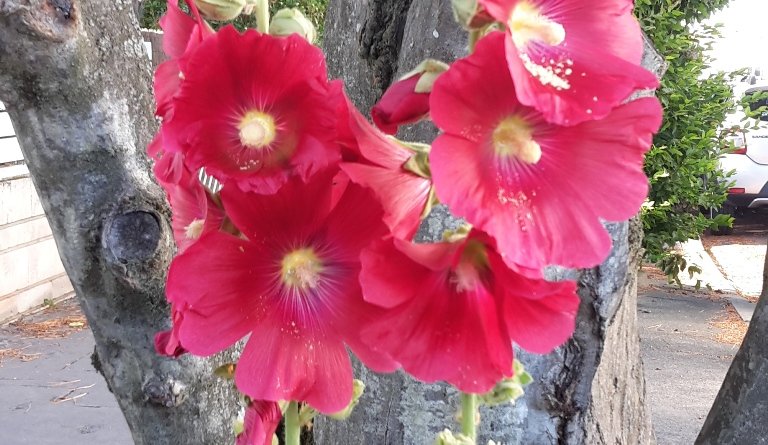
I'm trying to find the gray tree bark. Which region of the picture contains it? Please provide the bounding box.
[0,1,239,444]
[316,1,663,443]
[696,242,768,444]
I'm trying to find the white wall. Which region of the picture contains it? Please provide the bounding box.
[0,101,74,322]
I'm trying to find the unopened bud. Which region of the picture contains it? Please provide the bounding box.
[327,379,365,420]
[479,360,533,406]
[435,429,475,445]
[451,0,495,30]
[269,8,317,44]
[400,59,450,94]
[195,0,247,21]
[371,59,448,134]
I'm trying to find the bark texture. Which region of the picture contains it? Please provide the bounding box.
[316,1,663,443]
[0,1,239,443]
[696,242,768,444]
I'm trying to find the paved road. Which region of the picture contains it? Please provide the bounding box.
[639,291,735,445]
[0,302,132,445]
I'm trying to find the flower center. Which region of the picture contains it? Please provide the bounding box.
[452,239,490,292]
[281,248,323,291]
[184,218,205,240]
[238,111,276,149]
[492,116,542,164]
[508,2,565,48]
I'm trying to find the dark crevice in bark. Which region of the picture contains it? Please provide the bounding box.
[359,0,413,92]
[49,0,75,20]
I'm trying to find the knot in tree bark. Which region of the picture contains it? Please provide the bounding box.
[106,211,162,263]
[142,375,188,408]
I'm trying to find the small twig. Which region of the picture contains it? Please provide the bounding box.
[53,392,88,404]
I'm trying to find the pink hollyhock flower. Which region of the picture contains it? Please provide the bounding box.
[339,92,432,240]
[429,32,662,274]
[154,0,214,119]
[359,231,579,392]
[166,171,397,413]
[158,164,224,254]
[165,26,340,194]
[478,0,659,125]
[236,400,282,445]
[371,60,448,135]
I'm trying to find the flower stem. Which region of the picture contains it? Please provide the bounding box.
[460,392,477,441]
[285,401,301,445]
[255,0,270,34]
[468,29,482,53]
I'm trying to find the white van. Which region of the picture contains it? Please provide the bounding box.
[719,86,768,213]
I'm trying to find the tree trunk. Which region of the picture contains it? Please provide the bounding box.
[0,1,239,444]
[696,242,768,444]
[316,1,663,443]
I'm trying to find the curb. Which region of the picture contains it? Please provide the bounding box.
[677,238,756,322]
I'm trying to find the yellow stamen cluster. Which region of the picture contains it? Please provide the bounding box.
[238,110,277,149]
[509,2,566,48]
[492,116,542,164]
[281,248,323,291]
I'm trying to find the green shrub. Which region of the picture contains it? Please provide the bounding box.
[635,0,738,282]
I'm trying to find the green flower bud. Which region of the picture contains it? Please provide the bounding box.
[327,379,365,420]
[195,0,247,21]
[269,8,317,44]
[399,59,450,94]
[479,359,533,406]
[451,0,495,30]
[435,429,475,445]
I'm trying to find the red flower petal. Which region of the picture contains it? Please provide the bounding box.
[166,27,340,193]
[478,1,658,125]
[237,400,282,445]
[220,169,337,243]
[169,233,274,356]
[235,318,353,413]
[488,252,579,353]
[170,173,393,409]
[340,102,431,240]
[160,166,224,253]
[360,237,514,392]
[430,33,662,273]
[154,303,188,358]
[159,0,198,59]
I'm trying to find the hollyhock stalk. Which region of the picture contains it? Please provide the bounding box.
[461,393,477,441]
[285,401,300,445]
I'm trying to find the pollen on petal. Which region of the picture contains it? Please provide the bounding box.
[238,110,277,149]
[281,248,323,291]
[509,2,565,49]
[492,115,541,164]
